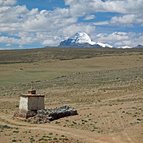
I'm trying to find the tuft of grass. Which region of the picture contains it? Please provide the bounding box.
[0,125,12,129]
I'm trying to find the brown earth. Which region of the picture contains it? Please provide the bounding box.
[0,49,143,143]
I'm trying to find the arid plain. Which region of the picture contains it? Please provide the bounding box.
[0,48,143,143]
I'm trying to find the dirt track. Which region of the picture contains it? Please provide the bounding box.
[0,115,105,143]
[0,111,140,143]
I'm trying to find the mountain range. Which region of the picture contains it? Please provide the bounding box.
[59,32,113,48]
[59,32,143,48]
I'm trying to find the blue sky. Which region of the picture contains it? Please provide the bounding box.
[0,0,143,49]
[17,0,66,11]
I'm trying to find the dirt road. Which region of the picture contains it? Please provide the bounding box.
[0,114,136,143]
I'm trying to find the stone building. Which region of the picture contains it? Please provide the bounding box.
[15,89,45,118]
[19,89,45,111]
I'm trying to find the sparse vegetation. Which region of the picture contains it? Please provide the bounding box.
[0,48,143,143]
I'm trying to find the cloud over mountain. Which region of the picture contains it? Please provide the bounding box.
[0,0,143,49]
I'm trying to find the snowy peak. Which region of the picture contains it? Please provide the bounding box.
[59,32,112,48]
[97,42,113,48]
[120,46,132,49]
[70,32,95,45]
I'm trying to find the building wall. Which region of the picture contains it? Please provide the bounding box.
[28,96,45,110]
[19,97,28,111]
[19,96,45,111]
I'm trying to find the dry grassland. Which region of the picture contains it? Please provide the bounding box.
[0,48,143,143]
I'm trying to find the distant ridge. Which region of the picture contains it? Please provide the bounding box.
[1,48,143,64]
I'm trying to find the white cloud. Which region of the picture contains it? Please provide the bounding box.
[65,0,143,14]
[42,37,60,46]
[95,32,143,47]
[94,21,109,26]
[0,1,96,47]
[0,5,29,32]
[0,36,19,44]
[65,0,143,26]
[61,23,95,38]
[84,15,95,20]
[23,8,77,32]
[110,14,143,25]
[0,0,16,6]
[0,0,143,48]
[96,32,129,41]
[111,15,136,25]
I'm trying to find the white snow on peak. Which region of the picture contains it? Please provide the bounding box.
[97,42,113,48]
[120,46,132,49]
[70,32,113,47]
[70,32,96,45]
[60,32,114,48]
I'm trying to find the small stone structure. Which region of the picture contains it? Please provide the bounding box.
[19,89,45,111]
[14,89,45,118]
[14,89,78,123]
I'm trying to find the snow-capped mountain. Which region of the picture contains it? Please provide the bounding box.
[69,32,96,45]
[134,45,143,48]
[59,32,113,48]
[96,42,113,48]
[120,46,132,49]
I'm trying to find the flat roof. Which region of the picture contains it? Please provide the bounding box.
[20,94,45,97]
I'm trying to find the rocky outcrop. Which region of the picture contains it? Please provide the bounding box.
[14,106,78,124]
